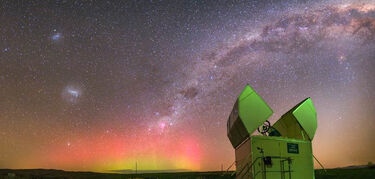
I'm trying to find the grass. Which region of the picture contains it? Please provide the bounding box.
[315,168,375,179]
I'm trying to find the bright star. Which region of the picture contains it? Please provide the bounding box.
[52,33,62,41]
[68,89,79,98]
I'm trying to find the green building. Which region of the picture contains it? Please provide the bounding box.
[227,85,317,179]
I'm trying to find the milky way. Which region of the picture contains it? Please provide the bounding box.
[0,0,374,172]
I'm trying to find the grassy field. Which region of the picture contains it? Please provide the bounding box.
[0,168,374,178]
[315,168,375,179]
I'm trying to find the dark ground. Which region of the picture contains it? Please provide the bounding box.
[0,168,374,179]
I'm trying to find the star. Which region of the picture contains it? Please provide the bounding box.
[67,89,79,98]
[52,33,62,41]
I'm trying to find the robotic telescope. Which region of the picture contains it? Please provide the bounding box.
[227,85,317,179]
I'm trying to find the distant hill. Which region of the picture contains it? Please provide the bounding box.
[0,166,374,179]
[109,169,190,174]
[338,165,369,169]
[315,168,375,179]
[0,169,234,179]
[0,169,113,178]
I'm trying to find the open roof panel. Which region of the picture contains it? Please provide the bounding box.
[227,85,273,148]
[272,98,317,141]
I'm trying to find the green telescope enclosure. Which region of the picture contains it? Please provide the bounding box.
[226,84,318,179]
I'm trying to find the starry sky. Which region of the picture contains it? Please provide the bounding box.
[0,0,375,172]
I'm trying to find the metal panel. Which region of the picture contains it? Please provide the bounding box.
[227,118,249,148]
[251,136,315,179]
[272,98,317,141]
[292,98,317,140]
[238,85,273,135]
[227,100,250,148]
[272,112,310,141]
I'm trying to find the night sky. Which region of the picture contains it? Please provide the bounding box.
[1,0,375,172]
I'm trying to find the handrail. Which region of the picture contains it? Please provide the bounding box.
[233,150,254,176]
[237,157,262,177]
[313,154,327,173]
[225,161,236,172]
[237,156,294,178]
[221,161,236,176]
[253,156,293,179]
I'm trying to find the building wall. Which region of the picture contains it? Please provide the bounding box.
[250,136,315,179]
